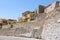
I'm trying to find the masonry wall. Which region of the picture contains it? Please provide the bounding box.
[41,7,60,40]
[37,5,45,14]
[44,1,59,13]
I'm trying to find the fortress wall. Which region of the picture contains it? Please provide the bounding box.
[37,5,45,14]
[41,8,60,40]
[2,25,11,29]
[45,7,60,19]
[44,1,59,14]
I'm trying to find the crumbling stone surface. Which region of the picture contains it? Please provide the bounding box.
[42,19,60,40]
[41,10,60,40]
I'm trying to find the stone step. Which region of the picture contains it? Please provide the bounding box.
[0,36,42,40]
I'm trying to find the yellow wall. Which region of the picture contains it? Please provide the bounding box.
[18,12,36,23]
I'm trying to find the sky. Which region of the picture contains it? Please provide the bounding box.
[0,0,60,20]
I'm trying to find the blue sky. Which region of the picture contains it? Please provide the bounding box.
[0,0,60,20]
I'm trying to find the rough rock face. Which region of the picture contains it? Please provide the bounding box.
[41,8,60,40]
